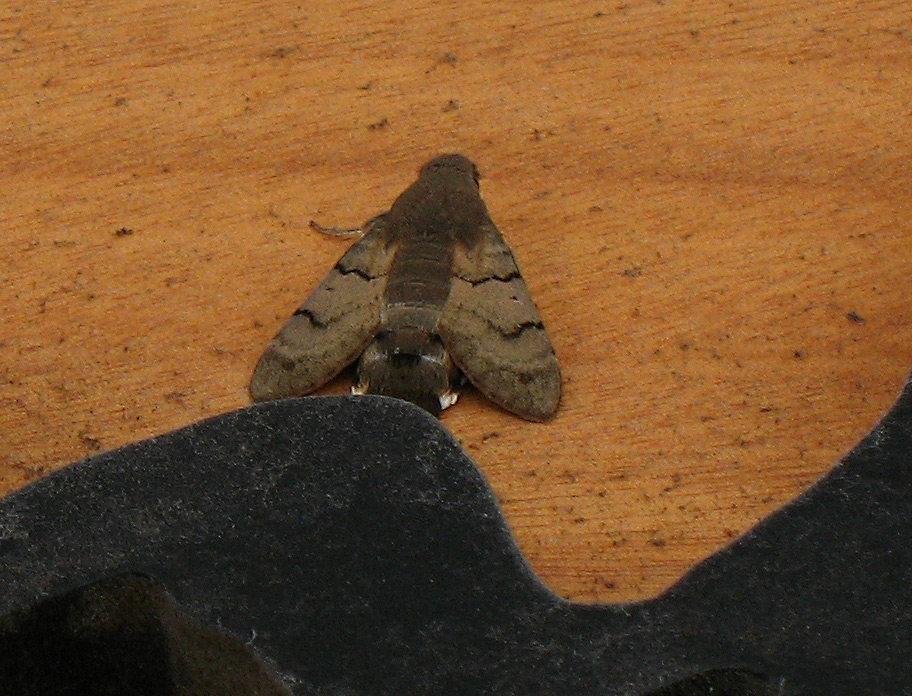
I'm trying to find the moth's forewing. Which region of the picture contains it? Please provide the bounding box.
[249,222,396,402]
[439,221,561,421]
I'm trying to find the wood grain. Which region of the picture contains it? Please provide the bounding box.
[1,0,910,602]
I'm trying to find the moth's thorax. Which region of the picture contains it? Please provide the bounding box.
[388,169,489,248]
[419,153,478,179]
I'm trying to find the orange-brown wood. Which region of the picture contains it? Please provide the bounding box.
[1,0,910,602]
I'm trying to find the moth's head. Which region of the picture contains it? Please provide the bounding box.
[421,154,480,186]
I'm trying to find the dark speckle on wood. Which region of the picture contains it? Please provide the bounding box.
[426,52,459,73]
[266,46,298,59]
[78,430,101,451]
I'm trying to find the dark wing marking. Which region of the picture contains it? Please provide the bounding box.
[249,220,396,401]
[439,221,561,421]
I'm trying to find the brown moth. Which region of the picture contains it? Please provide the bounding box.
[249,154,561,420]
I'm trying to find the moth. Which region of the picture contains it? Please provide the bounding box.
[249,154,561,420]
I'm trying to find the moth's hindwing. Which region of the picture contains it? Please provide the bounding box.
[249,221,395,402]
[439,221,561,421]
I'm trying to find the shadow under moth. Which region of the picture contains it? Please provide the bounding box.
[250,154,561,420]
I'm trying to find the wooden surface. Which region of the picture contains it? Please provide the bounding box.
[1,1,910,603]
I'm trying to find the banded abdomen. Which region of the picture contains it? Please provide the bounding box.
[355,232,459,415]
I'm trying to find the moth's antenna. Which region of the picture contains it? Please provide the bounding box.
[309,220,364,238]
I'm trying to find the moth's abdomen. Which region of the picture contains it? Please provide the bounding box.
[384,236,453,309]
[355,314,458,416]
[357,226,459,416]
